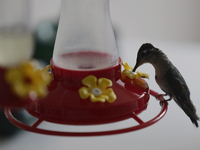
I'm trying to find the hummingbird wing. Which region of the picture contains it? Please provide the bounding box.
[165,65,199,127]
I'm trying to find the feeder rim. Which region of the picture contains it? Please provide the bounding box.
[4,89,168,137]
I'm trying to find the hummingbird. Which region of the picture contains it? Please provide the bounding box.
[133,43,199,127]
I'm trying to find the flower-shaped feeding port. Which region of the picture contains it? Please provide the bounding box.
[5,63,52,99]
[79,75,116,103]
[0,61,52,107]
[121,60,149,80]
[121,61,149,93]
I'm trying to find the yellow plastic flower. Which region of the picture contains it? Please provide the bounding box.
[5,62,52,100]
[121,61,133,71]
[79,75,117,103]
[136,71,149,79]
[121,60,149,79]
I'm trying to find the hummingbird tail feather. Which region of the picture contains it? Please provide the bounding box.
[191,118,199,127]
[182,104,199,127]
[175,98,199,128]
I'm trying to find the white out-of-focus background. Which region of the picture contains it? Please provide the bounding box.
[30,0,200,42]
[1,1,200,150]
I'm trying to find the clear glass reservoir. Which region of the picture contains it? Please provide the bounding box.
[53,0,119,70]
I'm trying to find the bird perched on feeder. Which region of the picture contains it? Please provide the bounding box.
[132,43,199,127]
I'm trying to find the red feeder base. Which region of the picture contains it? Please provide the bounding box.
[4,90,168,136]
[25,58,149,125]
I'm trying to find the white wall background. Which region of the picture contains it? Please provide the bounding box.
[30,0,200,42]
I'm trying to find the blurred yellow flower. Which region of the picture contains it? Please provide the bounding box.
[5,62,52,99]
[79,75,116,103]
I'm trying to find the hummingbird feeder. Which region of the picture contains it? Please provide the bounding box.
[2,0,168,136]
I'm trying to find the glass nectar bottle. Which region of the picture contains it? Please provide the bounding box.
[52,0,119,71]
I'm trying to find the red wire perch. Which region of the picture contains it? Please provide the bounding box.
[4,89,168,136]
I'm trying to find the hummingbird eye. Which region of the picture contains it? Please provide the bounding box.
[138,43,154,58]
[142,50,147,55]
[140,49,151,57]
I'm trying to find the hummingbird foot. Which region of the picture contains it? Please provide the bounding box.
[155,94,172,102]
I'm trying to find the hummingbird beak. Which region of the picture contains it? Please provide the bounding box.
[132,62,139,72]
